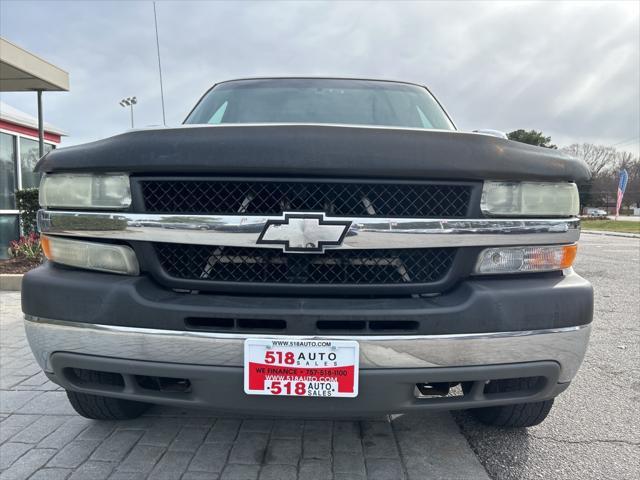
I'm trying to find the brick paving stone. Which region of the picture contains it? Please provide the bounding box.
[220,463,260,480]
[184,417,216,428]
[107,472,146,480]
[264,438,301,465]
[227,432,269,465]
[0,447,57,480]
[16,391,77,415]
[205,419,241,443]
[2,364,41,378]
[361,421,399,459]
[258,464,297,480]
[332,421,363,453]
[113,417,157,429]
[392,413,487,480]
[0,442,32,469]
[147,450,193,479]
[302,420,333,459]
[182,472,220,480]
[9,415,68,444]
[13,380,61,392]
[68,460,115,480]
[298,458,332,480]
[137,418,182,447]
[365,457,405,480]
[168,425,209,452]
[0,391,41,414]
[334,474,366,480]
[29,467,72,479]
[78,422,117,441]
[38,417,92,449]
[302,433,331,459]
[0,376,29,390]
[151,407,219,419]
[188,442,232,473]
[16,372,49,387]
[239,419,273,434]
[90,430,144,462]
[0,414,40,427]
[47,440,101,469]
[270,419,304,439]
[333,451,366,475]
[303,420,333,436]
[0,414,40,444]
[0,414,40,429]
[116,444,164,473]
[1,358,35,370]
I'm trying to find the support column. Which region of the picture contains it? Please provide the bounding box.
[37,90,44,157]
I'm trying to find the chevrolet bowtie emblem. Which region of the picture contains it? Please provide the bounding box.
[257,213,352,253]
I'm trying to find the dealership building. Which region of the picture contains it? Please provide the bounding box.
[0,37,69,258]
[0,103,65,257]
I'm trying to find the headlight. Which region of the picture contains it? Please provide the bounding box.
[39,173,131,209]
[41,235,139,275]
[475,244,577,274]
[481,182,579,216]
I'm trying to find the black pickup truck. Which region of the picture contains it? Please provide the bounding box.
[23,78,593,427]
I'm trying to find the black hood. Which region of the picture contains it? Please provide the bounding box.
[37,124,590,182]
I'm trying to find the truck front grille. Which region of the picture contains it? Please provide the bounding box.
[140,179,472,217]
[154,244,456,286]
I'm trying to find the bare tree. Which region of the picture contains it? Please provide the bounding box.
[562,143,618,176]
[563,143,640,210]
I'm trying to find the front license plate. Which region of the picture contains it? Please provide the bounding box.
[244,339,359,398]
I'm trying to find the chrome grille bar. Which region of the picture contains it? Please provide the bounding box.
[38,210,580,249]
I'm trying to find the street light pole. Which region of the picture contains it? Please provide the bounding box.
[119,97,137,128]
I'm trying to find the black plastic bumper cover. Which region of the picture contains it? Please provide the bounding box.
[22,263,593,335]
[48,352,567,416]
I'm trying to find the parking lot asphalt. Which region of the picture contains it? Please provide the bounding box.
[455,233,640,480]
[1,232,638,480]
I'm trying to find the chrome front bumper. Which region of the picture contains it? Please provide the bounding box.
[24,315,590,383]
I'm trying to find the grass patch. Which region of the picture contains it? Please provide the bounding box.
[581,219,640,234]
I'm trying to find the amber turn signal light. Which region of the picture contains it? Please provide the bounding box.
[475,244,578,274]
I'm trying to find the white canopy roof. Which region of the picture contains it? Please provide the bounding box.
[0,37,69,92]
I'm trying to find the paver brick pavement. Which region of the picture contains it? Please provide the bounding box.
[0,291,488,479]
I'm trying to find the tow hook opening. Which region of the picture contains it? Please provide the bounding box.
[135,375,192,393]
[413,376,549,401]
[62,367,192,395]
[415,382,451,397]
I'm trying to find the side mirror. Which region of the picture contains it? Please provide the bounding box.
[472,129,508,139]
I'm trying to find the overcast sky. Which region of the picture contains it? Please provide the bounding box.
[1,0,638,154]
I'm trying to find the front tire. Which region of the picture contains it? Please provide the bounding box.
[468,377,555,427]
[65,369,150,420]
[66,390,150,420]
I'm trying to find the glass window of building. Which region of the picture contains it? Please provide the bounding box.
[20,137,53,189]
[0,132,17,210]
[0,215,19,260]
[0,101,64,258]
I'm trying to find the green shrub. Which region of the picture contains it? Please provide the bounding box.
[15,188,40,234]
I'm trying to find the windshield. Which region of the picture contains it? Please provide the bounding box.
[184,78,455,130]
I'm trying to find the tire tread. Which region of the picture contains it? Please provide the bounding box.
[65,369,149,420]
[469,377,554,428]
